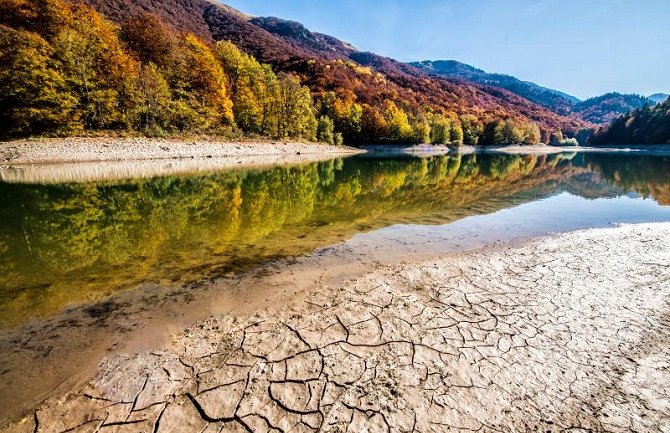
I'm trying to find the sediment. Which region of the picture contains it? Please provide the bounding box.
[3,223,669,432]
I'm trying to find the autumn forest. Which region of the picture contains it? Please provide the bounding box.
[1,0,668,145]
[0,0,592,145]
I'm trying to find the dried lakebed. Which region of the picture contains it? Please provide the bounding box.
[4,223,669,433]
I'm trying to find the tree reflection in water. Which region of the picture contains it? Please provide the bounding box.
[1,152,668,325]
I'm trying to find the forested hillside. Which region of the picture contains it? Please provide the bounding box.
[203,11,589,143]
[0,0,592,145]
[413,60,663,126]
[0,0,324,141]
[590,99,670,144]
[412,60,580,115]
[573,93,653,124]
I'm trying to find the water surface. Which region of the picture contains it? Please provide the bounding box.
[1,151,670,326]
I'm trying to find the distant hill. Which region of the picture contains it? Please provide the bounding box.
[573,93,652,124]
[249,16,356,58]
[590,98,670,144]
[648,93,670,104]
[412,60,579,115]
[412,60,662,125]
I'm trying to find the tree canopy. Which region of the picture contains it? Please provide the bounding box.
[0,0,548,145]
[590,99,670,145]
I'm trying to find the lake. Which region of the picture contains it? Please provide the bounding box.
[2,149,670,420]
[2,151,670,327]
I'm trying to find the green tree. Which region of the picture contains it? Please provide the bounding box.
[549,130,564,146]
[317,91,362,143]
[130,63,173,135]
[275,74,317,140]
[521,123,541,145]
[460,114,482,145]
[500,120,524,144]
[410,113,430,144]
[482,119,535,145]
[451,120,464,145]
[429,113,451,144]
[316,115,336,144]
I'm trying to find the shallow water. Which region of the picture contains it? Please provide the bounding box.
[1,151,670,326]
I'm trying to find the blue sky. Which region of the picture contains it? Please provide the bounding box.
[223,0,669,100]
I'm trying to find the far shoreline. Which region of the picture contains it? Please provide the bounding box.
[3,138,669,184]
[362,142,670,156]
[3,138,669,168]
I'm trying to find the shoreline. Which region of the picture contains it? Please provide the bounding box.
[0,153,357,184]
[363,143,670,157]
[3,139,668,176]
[484,143,670,155]
[3,222,669,432]
[0,137,363,166]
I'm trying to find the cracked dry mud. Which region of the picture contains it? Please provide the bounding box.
[5,224,670,433]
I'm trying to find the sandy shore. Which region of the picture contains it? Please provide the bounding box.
[0,137,363,165]
[3,223,670,432]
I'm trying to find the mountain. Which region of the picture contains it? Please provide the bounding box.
[573,93,652,124]
[70,0,590,142]
[207,9,592,135]
[412,60,663,126]
[411,60,579,115]
[590,98,670,145]
[648,93,670,104]
[10,0,668,145]
[249,16,357,58]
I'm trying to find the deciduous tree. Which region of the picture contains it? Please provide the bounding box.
[0,25,77,134]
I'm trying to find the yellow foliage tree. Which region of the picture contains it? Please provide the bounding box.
[382,100,413,142]
[216,40,278,135]
[275,74,317,141]
[178,35,234,129]
[49,2,137,129]
[0,25,77,134]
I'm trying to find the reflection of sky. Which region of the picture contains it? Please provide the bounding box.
[347,193,670,261]
[223,0,670,99]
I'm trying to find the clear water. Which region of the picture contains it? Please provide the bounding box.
[1,151,670,326]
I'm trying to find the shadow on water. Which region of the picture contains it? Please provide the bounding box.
[1,152,670,326]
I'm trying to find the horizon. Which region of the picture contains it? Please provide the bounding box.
[223,0,670,100]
